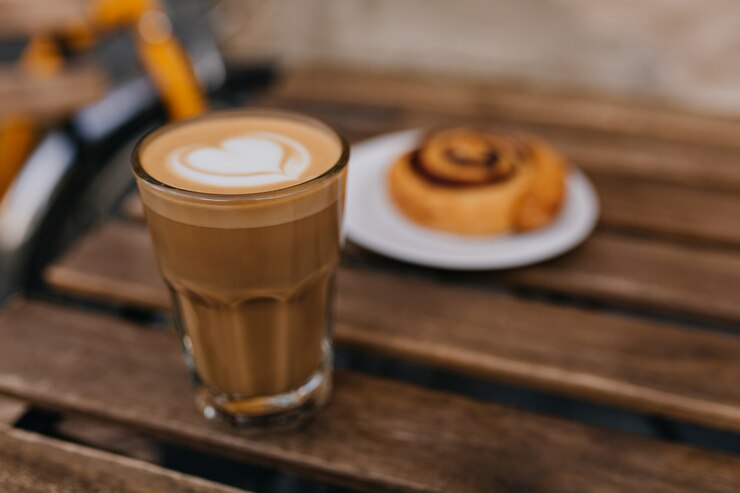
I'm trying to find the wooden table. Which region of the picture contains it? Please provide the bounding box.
[2,67,740,492]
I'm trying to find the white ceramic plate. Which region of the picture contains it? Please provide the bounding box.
[345,129,600,270]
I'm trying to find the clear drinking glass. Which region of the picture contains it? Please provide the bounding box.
[131,109,349,429]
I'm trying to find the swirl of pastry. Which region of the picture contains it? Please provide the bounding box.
[416,128,520,185]
[388,128,566,235]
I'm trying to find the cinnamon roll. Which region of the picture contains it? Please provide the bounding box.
[388,128,566,235]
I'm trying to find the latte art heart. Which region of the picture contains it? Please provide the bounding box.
[169,132,311,188]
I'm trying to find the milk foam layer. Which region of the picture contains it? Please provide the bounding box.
[135,110,348,228]
[138,112,343,195]
[170,132,310,188]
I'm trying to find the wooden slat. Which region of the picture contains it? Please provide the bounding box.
[0,394,27,425]
[0,67,108,119]
[3,299,740,492]
[44,221,740,432]
[346,231,740,324]
[255,93,740,248]
[126,66,740,248]
[0,426,246,493]
[595,174,740,246]
[495,232,740,323]
[272,66,740,152]
[554,135,740,192]
[261,72,740,192]
[47,221,169,311]
[48,219,740,324]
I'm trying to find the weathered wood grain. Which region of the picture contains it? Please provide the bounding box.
[43,221,740,432]
[2,299,740,492]
[272,66,740,152]
[259,68,740,191]
[494,232,740,323]
[594,174,740,246]
[47,219,740,324]
[342,233,740,324]
[0,394,27,425]
[0,426,246,493]
[253,70,740,247]
[46,221,169,311]
[124,65,740,248]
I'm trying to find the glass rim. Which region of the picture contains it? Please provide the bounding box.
[131,108,350,202]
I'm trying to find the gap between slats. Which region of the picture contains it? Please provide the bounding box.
[0,425,247,493]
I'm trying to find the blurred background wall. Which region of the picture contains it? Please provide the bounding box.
[215,0,740,115]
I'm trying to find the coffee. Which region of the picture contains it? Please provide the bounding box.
[132,110,348,427]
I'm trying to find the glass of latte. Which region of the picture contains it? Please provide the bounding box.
[132,109,348,429]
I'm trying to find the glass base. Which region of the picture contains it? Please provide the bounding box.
[194,364,332,432]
